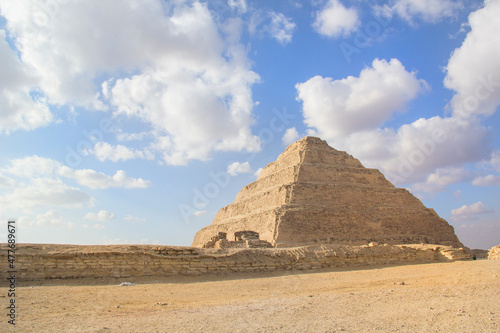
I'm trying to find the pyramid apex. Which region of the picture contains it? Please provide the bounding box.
[294,136,325,144]
[287,136,333,151]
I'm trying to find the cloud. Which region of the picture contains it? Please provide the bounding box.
[254,167,263,178]
[2,155,60,178]
[227,161,252,176]
[1,155,152,190]
[84,210,116,221]
[193,210,207,217]
[313,0,360,38]
[19,210,75,228]
[0,157,95,216]
[124,214,146,222]
[115,131,150,142]
[268,12,296,45]
[92,142,154,162]
[83,223,105,229]
[0,178,93,210]
[228,0,247,14]
[374,0,459,24]
[59,167,152,189]
[490,150,500,172]
[472,174,500,186]
[0,30,52,134]
[411,167,471,193]
[342,116,490,184]
[0,174,15,188]
[248,10,296,45]
[451,202,493,222]
[0,0,261,164]
[297,56,492,185]
[282,127,299,145]
[296,58,429,140]
[444,0,500,119]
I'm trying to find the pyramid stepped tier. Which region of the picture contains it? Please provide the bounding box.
[192,137,464,248]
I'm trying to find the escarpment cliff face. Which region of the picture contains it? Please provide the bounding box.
[192,136,464,249]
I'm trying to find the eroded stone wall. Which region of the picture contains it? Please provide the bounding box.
[0,243,471,282]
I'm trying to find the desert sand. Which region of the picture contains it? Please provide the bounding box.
[1,259,499,332]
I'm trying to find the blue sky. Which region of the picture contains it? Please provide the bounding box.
[0,0,499,249]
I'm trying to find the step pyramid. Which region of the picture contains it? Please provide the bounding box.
[192,137,464,248]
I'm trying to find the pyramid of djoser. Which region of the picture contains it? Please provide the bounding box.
[192,137,464,249]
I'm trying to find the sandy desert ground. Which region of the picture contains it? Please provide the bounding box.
[1,259,499,332]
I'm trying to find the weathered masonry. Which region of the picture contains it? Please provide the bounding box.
[0,243,470,282]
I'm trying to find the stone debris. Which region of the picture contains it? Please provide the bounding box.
[488,244,500,260]
[192,136,464,249]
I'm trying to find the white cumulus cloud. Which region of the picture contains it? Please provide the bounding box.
[269,12,296,45]
[411,167,471,193]
[374,0,459,24]
[472,174,500,186]
[296,55,493,185]
[2,155,60,178]
[124,214,146,222]
[313,0,360,38]
[59,167,152,190]
[193,210,207,217]
[0,0,261,164]
[0,30,52,134]
[19,210,75,228]
[1,155,152,190]
[444,0,500,119]
[0,174,15,188]
[0,178,93,210]
[282,127,300,145]
[92,142,153,162]
[228,0,247,14]
[84,210,116,221]
[490,150,500,172]
[227,161,252,176]
[296,58,429,140]
[254,167,263,178]
[342,116,490,185]
[451,202,493,222]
